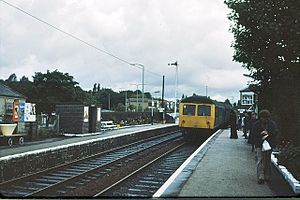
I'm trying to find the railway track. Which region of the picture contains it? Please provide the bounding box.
[0,131,183,197]
[96,143,198,197]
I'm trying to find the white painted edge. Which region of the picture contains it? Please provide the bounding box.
[271,153,300,194]
[0,124,176,162]
[153,129,222,197]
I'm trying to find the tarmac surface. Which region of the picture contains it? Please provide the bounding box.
[155,128,295,197]
[177,129,295,197]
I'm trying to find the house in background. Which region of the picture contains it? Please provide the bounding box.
[237,86,258,113]
[0,82,27,124]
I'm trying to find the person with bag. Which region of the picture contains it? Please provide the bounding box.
[248,112,258,152]
[252,109,279,184]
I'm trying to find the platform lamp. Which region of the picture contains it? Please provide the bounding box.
[168,61,178,116]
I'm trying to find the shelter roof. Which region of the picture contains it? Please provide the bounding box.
[0,82,26,98]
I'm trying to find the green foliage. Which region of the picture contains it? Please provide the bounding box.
[224,0,300,89]
[225,0,300,144]
[2,70,153,113]
[277,140,300,180]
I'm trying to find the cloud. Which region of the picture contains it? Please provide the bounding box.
[0,0,249,102]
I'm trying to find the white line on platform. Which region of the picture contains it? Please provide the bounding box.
[153,129,222,197]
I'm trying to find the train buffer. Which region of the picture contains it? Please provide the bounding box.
[155,129,297,197]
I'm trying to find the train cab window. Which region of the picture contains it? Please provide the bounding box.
[183,105,196,116]
[197,105,211,116]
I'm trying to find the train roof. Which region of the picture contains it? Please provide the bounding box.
[180,95,232,109]
[180,95,215,104]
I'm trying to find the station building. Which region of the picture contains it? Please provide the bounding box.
[237,86,258,113]
[0,82,26,124]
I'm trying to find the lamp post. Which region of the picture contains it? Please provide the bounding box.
[168,61,178,115]
[130,63,145,112]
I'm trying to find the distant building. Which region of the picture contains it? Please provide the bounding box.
[126,97,173,112]
[126,97,151,112]
[237,86,257,113]
[0,82,26,123]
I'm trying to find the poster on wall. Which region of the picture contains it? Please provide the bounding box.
[24,103,36,122]
[83,106,89,122]
[19,102,25,122]
[12,101,20,122]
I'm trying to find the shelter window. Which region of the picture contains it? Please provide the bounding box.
[183,105,196,116]
[197,105,211,116]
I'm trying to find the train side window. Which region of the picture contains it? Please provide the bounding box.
[197,105,211,116]
[183,105,196,116]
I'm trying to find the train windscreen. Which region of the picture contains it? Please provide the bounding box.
[183,104,196,116]
[197,105,211,116]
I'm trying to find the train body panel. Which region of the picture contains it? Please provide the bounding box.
[178,95,232,140]
[179,103,215,129]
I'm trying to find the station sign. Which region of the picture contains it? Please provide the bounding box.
[158,108,165,112]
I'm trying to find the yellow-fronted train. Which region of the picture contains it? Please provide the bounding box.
[179,95,232,141]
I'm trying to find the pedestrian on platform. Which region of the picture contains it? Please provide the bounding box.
[248,112,258,151]
[230,110,238,139]
[242,111,250,138]
[252,109,278,184]
[237,115,242,131]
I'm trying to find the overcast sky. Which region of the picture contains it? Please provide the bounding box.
[0,0,252,103]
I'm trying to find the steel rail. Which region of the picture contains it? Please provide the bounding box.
[93,142,185,197]
[0,131,181,197]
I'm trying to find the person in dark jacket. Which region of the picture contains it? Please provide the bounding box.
[248,112,258,151]
[242,112,250,138]
[230,110,238,139]
[252,109,278,184]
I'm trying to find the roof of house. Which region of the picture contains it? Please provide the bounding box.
[0,82,26,98]
[239,86,253,92]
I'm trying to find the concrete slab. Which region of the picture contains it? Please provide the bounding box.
[179,129,275,197]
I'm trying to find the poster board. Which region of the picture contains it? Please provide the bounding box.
[83,106,89,122]
[19,102,25,122]
[12,101,20,122]
[24,103,36,122]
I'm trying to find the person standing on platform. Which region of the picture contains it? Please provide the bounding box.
[242,111,250,138]
[230,110,238,139]
[252,109,278,184]
[237,115,242,131]
[248,112,258,151]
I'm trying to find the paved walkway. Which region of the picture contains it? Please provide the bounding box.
[179,129,276,197]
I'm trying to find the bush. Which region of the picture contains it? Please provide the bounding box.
[277,140,300,181]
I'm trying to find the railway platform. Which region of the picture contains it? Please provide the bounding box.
[0,123,177,182]
[155,129,296,197]
[0,123,174,158]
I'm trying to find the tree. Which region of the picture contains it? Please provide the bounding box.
[6,73,17,82]
[32,69,85,113]
[97,83,100,92]
[225,0,300,143]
